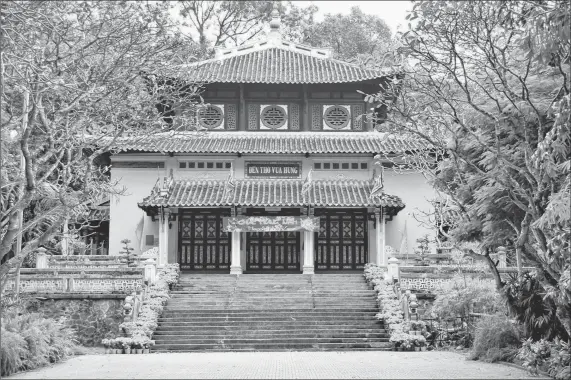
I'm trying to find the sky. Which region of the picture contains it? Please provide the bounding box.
[293,1,414,34]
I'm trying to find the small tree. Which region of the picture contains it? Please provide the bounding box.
[0,1,206,292]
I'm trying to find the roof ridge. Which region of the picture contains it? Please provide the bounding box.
[180,45,383,73]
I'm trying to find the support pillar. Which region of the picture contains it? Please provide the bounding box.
[35,247,48,269]
[387,256,400,282]
[375,208,386,267]
[158,209,170,268]
[303,230,315,274]
[230,231,242,275]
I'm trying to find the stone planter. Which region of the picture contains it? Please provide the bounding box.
[123,348,131,354]
[398,347,404,351]
[143,348,150,354]
[114,349,122,354]
[415,347,420,352]
[421,347,427,352]
[135,349,143,354]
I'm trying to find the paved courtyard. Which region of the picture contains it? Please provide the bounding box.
[9,351,545,379]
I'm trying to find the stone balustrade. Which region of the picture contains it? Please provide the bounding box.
[387,255,534,292]
[5,268,146,294]
[46,254,128,269]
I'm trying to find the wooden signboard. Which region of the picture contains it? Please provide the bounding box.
[245,161,302,178]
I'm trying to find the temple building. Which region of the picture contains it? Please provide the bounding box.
[107,9,434,273]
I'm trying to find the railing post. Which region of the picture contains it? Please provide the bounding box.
[144,258,157,284]
[409,293,419,321]
[497,246,507,268]
[388,256,400,282]
[35,247,48,269]
[402,289,410,321]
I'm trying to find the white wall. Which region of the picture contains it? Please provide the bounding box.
[383,170,436,256]
[109,156,167,255]
[109,152,435,260]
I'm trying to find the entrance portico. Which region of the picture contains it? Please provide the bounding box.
[138,177,405,273]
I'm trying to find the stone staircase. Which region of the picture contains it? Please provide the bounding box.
[152,273,390,352]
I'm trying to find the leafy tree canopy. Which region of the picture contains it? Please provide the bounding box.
[366,0,570,338]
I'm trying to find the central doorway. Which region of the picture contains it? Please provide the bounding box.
[244,208,301,271]
[246,231,301,271]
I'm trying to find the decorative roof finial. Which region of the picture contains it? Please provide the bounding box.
[268,2,281,41]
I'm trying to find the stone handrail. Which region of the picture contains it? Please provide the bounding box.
[5,268,145,294]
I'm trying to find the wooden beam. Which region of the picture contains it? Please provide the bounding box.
[239,84,246,131]
[302,84,309,131]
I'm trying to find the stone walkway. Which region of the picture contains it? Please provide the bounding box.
[9,351,545,379]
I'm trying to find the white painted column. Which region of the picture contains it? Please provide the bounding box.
[158,210,170,268]
[303,230,315,274]
[375,209,386,266]
[230,231,242,275]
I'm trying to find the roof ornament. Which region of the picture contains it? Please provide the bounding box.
[268,2,281,43]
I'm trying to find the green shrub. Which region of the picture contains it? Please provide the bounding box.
[517,338,570,380]
[468,313,523,362]
[431,274,504,318]
[0,327,28,377]
[0,311,77,377]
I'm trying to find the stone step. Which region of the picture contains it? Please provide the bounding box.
[152,337,391,345]
[158,316,379,322]
[155,322,383,329]
[160,314,380,319]
[153,330,389,338]
[161,309,380,316]
[151,342,393,351]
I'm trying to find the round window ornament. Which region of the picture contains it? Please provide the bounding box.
[261,105,287,129]
[198,105,224,129]
[324,105,350,130]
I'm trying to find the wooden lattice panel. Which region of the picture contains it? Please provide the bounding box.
[352,104,364,130]
[289,103,300,130]
[226,104,237,129]
[248,104,259,130]
[311,104,322,130]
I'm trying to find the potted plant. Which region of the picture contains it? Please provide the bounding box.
[112,338,122,354]
[102,339,112,354]
[119,337,133,354]
[142,338,155,354]
[132,336,144,354]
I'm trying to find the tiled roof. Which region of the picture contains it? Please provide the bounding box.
[183,47,391,84]
[108,132,427,154]
[139,178,405,213]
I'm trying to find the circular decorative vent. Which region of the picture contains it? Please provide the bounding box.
[324,106,350,130]
[198,105,224,129]
[261,105,287,129]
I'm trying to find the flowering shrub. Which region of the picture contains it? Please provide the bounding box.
[430,274,503,318]
[364,264,410,345]
[517,338,570,380]
[106,263,180,349]
[140,247,158,259]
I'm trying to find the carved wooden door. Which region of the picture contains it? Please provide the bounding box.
[178,210,231,270]
[315,210,368,270]
[246,231,300,271]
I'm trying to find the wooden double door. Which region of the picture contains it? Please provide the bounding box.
[245,208,301,271]
[246,230,301,271]
[178,209,231,270]
[315,209,368,270]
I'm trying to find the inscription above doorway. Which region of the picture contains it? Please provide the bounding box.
[245,161,302,178]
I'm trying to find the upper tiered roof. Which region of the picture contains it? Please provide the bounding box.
[105,131,427,154]
[180,5,391,84]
